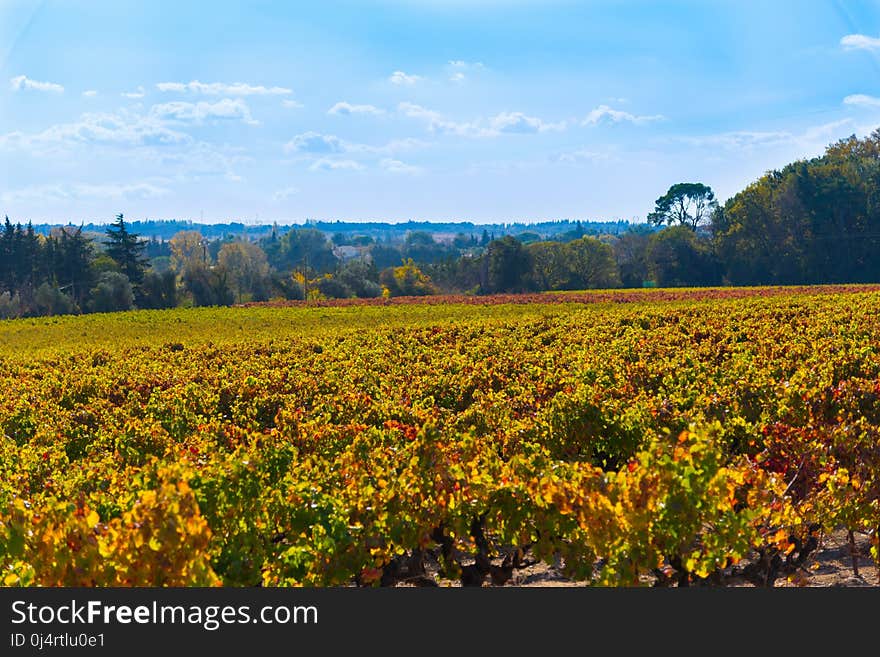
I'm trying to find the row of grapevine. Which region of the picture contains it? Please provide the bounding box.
[1,289,878,585]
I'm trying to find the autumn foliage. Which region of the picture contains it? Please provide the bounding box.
[1,286,879,586]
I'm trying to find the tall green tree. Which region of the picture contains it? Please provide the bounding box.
[169,230,209,273]
[646,226,720,286]
[648,183,718,230]
[139,270,179,309]
[714,130,880,285]
[485,236,531,293]
[335,258,382,298]
[88,271,134,313]
[104,214,148,285]
[565,237,621,289]
[217,240,271,303]
[269,228,337,275]
[526,241,569,290]
[49,226,95,309]
[403,231,452,264]
[21,222,44,290]
[0,217,22,291]
[613,228,652,288]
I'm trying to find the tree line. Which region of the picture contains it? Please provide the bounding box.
[3,129,880,318]
[0,215,636,318]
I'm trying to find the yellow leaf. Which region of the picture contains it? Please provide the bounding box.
[148,537,162,551]
[4,573,20,586]
[87,510,100,526]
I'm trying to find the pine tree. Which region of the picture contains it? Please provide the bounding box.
[52,225,95,308]
[105,213,148,285]
[0,217,15,291]
[22,222,44,289]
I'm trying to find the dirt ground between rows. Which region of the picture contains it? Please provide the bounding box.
[399,528,878,587]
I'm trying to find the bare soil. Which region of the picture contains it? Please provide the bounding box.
[397,528,878,587]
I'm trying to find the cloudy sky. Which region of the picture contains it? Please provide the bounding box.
[2,0,880,224]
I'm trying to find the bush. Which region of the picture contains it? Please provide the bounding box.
[182,264,234,307]
[646,226,721,287]
[315,275,353,299]
[34,283,78,316]
[0,291,23,319]
[379,259,437,296]
[88,272,134,313]
[139,270,178,309]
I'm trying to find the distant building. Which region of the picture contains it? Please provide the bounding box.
[332,245,362,261]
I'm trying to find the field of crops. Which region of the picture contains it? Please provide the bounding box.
[1,286,879,587]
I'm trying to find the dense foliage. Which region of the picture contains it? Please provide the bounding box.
[715,130,880,285]
[2,287,878,587]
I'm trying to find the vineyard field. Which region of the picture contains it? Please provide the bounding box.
[1,286,879,587]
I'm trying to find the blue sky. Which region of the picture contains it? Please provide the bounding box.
[2,0,880,224]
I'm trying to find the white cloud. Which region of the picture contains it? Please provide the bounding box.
[489,111,565,134]
[328,101,385,116]
[841,34,880,51]
[82,90,98,97]
[342,136,430,155]
[0,110,191,153]
[380,137,430,153]
[447,60,485,83]
[553,148,606,164]
[150,99,258,125]
[0,182,169,203]
[389,71,422,85]
[308,158,364,172]
[398,102,563,137]
[156,82,186,93]
[70,182,169,199]
[448,60,484,69]
[464,158,544,175]
[582,105,664,126]
[9,75,64,93]
[272,186,300,201]
[794,119,856,142]
[139,142,250,182]
[0,103,249,182]
[283,132,426,159]
[282,99,304,109]
[121,85,146,99]
[397,102,443,123]
[284,131,346,154]
[156,80,292,95]
[398,102,488,137]
[380,158,422,174]
[682,130,790,149]
[679,119,854,152]
[843,94,880,108]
